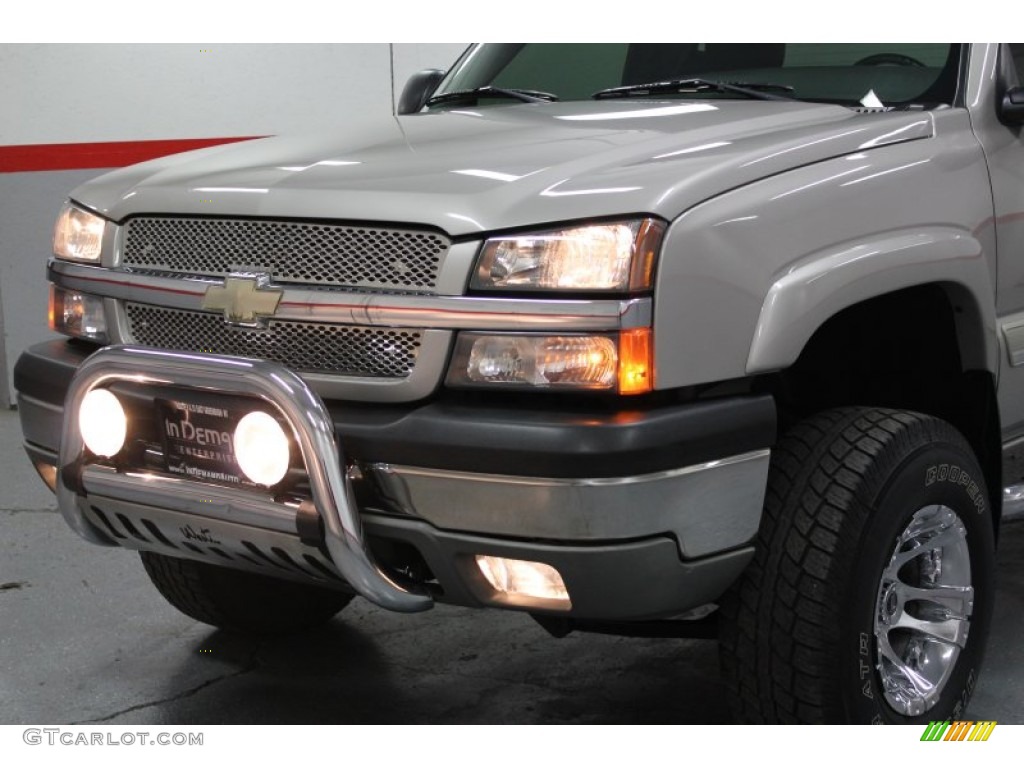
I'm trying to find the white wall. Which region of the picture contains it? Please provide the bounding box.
[0,43,467,408]
[0,44,467,144]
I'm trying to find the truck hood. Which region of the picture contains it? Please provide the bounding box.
[75,100,934,237]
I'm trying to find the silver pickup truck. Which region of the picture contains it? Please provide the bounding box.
[15,43,1024,724]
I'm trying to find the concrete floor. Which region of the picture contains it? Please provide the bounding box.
[2,406,1023,725]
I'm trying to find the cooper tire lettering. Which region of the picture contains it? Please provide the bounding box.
[924,465,987,514]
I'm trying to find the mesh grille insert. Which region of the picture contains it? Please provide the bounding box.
[122,217,449,291]
[125,303,421,378]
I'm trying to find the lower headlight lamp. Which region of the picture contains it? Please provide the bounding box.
[447,329,652,394]
[49,285,108,343]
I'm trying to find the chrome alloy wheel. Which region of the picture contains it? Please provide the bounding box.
[874,505,974,716]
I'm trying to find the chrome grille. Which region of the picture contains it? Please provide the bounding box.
[122,217,449,291]
[125,303,421,378]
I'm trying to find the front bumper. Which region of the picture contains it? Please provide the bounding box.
[16,340,774,620]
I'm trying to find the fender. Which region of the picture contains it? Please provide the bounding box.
[651,112,995,390]
[745,227,998,376]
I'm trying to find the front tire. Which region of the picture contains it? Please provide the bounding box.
[141,551,354,634]
[720,408,995,723]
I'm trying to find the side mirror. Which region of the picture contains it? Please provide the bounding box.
[1001,86,1024,124]
[397,69,446,115]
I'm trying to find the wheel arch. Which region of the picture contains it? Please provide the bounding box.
[745,227,997,377]
[755,279,1001,529]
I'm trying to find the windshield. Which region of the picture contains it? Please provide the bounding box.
[433,44,962,109]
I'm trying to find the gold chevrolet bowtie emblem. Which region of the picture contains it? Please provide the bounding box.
[202,275,283,325]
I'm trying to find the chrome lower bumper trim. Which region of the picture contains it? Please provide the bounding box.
[57,344,432,612]
[1003,483,1024,521]
[366,449,771,559]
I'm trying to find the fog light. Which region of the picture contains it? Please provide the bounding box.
[79,388,127,457]
[31,458,58,494]
[475,555,571,610]
[234,411,290,486]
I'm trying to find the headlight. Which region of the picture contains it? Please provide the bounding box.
[471,218,665,292]
[446,329,652,394]
[53,202,105,262]
[49,285,108,343]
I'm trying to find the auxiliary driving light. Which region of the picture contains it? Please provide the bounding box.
[233,411,290,486]
[475,555,571,610]
[79,388,127,457]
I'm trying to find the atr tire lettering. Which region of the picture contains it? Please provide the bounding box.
[859,631,874,699]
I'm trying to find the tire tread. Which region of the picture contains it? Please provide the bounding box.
[141,551,352,634]
[720,407,982,723]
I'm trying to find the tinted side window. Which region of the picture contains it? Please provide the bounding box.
[1010,44,1024,83]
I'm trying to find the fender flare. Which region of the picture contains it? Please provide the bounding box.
[745,227,997,376]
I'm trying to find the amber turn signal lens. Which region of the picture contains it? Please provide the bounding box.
[618,327,652,395]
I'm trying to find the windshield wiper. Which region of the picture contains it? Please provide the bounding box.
[426,86,560,107]
[593,78,795,102]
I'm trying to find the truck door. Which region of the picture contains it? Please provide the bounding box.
[972,44,1024,440]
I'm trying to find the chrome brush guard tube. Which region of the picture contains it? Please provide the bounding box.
[56,345,433,613]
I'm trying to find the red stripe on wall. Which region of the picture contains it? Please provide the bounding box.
[0,137,263,173]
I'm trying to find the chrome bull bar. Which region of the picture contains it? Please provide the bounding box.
[56,344,433,613]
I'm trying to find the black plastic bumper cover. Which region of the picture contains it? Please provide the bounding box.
[15,339,775,478]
